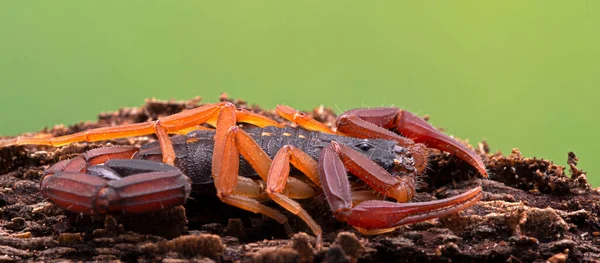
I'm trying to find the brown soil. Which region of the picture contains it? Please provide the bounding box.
[0,95,598,262]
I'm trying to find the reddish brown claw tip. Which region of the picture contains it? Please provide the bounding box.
[397,111,488,178]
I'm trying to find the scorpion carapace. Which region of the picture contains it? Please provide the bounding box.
[136,126,403,186]
[1,101,487,248]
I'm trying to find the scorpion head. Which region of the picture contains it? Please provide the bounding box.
[392,144,418,176]
[343,138,416,177]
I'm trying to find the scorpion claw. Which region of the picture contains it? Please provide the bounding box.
[336,107,488,178]
[319,141,483,231]
[394,111,488,178]
[346,187,483,229]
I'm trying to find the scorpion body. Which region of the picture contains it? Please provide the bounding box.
[136,126,410,186]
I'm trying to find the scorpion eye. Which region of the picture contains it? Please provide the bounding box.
[355,142,373,151]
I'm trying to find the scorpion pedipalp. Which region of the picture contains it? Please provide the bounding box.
[336,107,489,178]
[318,141,482,232]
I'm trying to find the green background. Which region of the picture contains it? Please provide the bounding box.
[1,1,598,186]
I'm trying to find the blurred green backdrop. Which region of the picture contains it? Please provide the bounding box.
[1,1,598,186]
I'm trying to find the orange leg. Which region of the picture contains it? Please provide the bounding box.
[210,105,288,225]
[212,106,321,245]
[1,102,283,166]
[276,105,334,134]
[267,145,323,248]
[351,189,386,206]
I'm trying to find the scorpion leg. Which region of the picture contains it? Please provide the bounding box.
[336,107,488,178]
[213,106,321,246]
[211,105,288,225]
[41,146,191,214]
[1,102,282,166]
[276,105,335,134]
[267,145,323,248]
[351,190,386,206]
[232,125,317,200]
[212,127,288,224]
[319,141,482,232]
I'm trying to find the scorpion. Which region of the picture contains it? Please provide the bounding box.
[0,102,487,247]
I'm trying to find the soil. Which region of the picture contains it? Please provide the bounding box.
[0,95,598,262]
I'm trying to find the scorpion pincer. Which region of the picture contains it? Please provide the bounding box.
[1,102,486,247]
